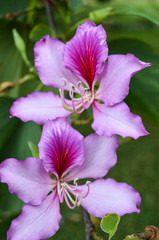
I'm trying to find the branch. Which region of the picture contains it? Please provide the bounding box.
[0,74,34,93]
[81,207,104,240]
[43,0,57,36]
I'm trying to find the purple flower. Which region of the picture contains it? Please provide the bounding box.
[0,118,141,240]
[10,20,151,139]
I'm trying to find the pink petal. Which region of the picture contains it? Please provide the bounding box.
[96,54,151,106]
[66,134,118,181]
[38,118,85,178]
[34,35,80,90]
[7,191,61,240]
[0,158,55,205]
[63,20,108,89]
[92,101,148,139]
[77,178,141,217]
[10,91,71,124]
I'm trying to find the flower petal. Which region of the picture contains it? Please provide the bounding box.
[63,20,108,89]
[38,118,85,178]
[96,54,151,106]
[92,101,148,139]
[10,91,71,124]
[7,191,61,240]
[77,178,141,217]
[34,35,80,90]
[66,133,118,181]
[0,158,55,205]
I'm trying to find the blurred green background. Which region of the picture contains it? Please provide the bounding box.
[0,0,159,239]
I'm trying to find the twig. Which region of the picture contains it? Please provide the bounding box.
[0,74,34,93]
[81,207,104,240]
[43,0,57,36]
[3,8,31,20]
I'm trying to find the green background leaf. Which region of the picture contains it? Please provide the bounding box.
[100,213,120,239]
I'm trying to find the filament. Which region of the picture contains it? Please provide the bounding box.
[59,79,94,114]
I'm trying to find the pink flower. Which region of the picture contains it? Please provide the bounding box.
[0,118,141,240]
[10,21,151,139]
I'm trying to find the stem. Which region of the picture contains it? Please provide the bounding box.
[72,116,93,125]
[43,0,57,36]
[81,207,104,240]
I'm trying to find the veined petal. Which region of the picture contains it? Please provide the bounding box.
[0,158,55,205]
[34,35,80,90]
[77,178,141,217]
[96,54,151,106]
[10,91,71,124]
[66,134,118,181]
[38,119,85,178]
[92,101,148,139]
[63,20,108,89]
[7,191,61,240]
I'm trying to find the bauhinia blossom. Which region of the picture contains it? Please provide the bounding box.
[10,21,151,139]
[0,118,141,240]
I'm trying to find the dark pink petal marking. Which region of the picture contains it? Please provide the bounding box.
[63,21,108,89]
[39,119,85,178]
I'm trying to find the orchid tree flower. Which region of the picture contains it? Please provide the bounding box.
[0,118,141,240]
[10,22,151,140]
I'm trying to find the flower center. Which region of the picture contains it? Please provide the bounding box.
[59,79,95,114]
[57,178,90,209]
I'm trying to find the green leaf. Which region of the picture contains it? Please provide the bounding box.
[0,0,29,18]
[89,7,112,24]
[0,213,19,240]
[12,29,31,67]
[68,0,83,12]
[12,29,26,52]
[93,0,159,26]
[29,24,55,42]
[100,213,120,239]
[28,141,39,158]
[0,20,23,97]
[0,97,41,161]
[113,10,159,26]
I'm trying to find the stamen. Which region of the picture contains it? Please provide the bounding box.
[73,178,79,185]
[59,83,74,111]
[77,192,84,206]
[70,85,85,114]
[57,180,64,203]
[64,190,78,209]
[59,78,95,114]
[77,82,87,110]
[83,181,91,198]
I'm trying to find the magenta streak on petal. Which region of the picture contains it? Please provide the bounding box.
[66,32,96,89]
[39,119,85,177]
[51,132,81,178]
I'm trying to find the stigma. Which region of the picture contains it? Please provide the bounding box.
[59,79,94,114]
